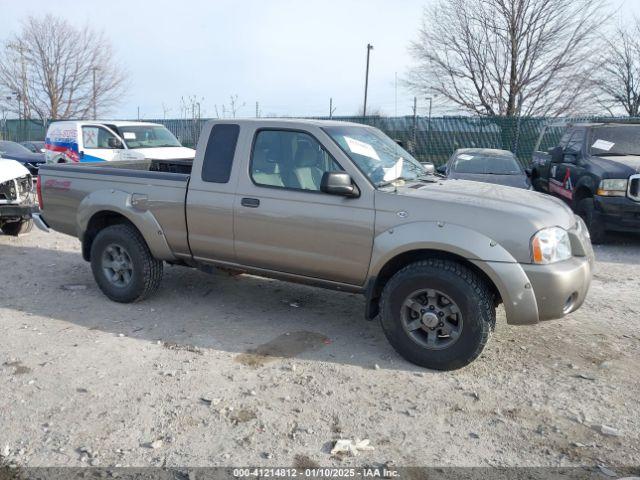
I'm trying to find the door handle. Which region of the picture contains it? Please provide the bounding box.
[241,197,260,208]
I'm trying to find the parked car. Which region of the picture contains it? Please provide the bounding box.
[437,148,531,189]
[35,119,593,371]
[20,140,46,153]
[531,122,640,243]
[0,140,46,175]
[45,121,195,163]
[0,159,34,235]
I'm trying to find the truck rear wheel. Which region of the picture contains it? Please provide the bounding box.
[379,259,495,370]
[1,219,33,236]
[90,224,163,303]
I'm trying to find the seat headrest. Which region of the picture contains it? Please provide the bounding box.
[253,148,278,174]
[294,143,318,167]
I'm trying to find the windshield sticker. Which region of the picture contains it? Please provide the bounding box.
[383,157,404,181]
[123,132,136,140]
[344,136,380,160]
[458,154,474,160]
[83,127,98,149]
[592,139,615,151]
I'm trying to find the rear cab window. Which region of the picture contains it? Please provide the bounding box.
[201,124,240,183]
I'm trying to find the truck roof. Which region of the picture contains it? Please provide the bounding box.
[48,120,164,128]
[206,118,371,128]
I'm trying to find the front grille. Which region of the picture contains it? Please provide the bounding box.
[629,174,640,201]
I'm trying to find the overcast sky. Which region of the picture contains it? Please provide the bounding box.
[1,0,638,119]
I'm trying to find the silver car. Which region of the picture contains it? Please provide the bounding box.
[438,148,531,189]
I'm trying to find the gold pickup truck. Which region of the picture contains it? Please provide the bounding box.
[35,119,594,370]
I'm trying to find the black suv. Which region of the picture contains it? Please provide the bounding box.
[531,122,640,243]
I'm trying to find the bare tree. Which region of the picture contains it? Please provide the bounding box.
[214,95,245,118]
[595,22,640,116]
[406,0,609,117]
[0,15,127,122]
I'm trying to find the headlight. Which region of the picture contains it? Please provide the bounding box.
[531,227,572,264]
[597,178,628,197]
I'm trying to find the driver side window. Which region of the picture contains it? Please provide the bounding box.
[250,130,342,192]
[565,129,584,155]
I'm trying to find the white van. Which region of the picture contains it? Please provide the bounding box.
[44,121,195,163]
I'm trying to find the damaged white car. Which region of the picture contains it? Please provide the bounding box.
[0,158,34,235]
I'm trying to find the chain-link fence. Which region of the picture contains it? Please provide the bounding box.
[3,115,639,166]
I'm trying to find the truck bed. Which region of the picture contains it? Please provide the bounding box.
[38,159,191,258]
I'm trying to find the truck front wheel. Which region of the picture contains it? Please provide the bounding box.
[379,259,495,370]
[90,224,163,303]
[576,198,606,244]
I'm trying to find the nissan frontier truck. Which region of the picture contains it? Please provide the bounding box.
[34,119,594,370]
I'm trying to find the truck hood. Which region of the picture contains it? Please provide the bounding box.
[131,146,196,160]
[592,155,640,176]
[0,159,31,183]
[376,178,576,263]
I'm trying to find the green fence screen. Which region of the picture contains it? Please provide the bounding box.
[3,115,638,166]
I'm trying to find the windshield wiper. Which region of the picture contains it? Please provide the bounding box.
[377,175,438,188]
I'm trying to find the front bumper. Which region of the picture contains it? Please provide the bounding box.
[472,219,594,325]
[594,195,640,232]
[521,256,592,321]
[0,202,33,220]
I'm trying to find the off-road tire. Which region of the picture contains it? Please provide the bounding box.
[1,219,33,236]
[380,259,495,371]
[576,197,606,244]
[90,224,163,303]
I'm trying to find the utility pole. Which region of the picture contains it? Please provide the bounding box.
[412,96,418,155]
[363,43,374,118]
[92,67,98,120]
[137,106,140,121]
[329,98,336,119]
[425,96,433,160]
[394,72,398,117]
[255,101,260,118]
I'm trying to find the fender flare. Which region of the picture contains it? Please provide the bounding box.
[367,222,539,325]
[76,189,177,261]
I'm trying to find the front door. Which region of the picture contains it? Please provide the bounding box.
[549,128,585,204]
[233,128,375,286]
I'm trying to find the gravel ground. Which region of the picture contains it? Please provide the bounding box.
[0,229,639,470]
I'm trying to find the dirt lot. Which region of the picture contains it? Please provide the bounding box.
[0,229,639,470]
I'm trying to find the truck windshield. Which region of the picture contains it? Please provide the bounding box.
[589,125,640,156]
[323,125,427,187]
[114,125,182,149]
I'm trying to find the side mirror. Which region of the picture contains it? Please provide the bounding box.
[320,171,359,197]
[394,139,405,148]
[549,146,563,163]
[108,137,123,149]
[524,167,532,178]
[436,165,447,175]
[420,162,435,174]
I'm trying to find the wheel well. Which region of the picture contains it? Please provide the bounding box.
[573,186,593,206]
[365,249,501,319]
[82,211,136,261]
